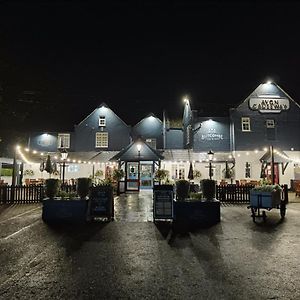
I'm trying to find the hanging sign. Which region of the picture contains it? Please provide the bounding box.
[249,97,289,113]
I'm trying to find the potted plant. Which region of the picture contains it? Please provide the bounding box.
[45,179,60,199]
[173,179,220,231]
[154,169,169,185]
[250,184,282,208]
[42,178,90,224]
[112,168,124,195]
[176,179,190,200]
[201,179,216,200]
[77,177,92,199]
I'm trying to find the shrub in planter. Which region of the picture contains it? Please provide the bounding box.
[154,169,169,185]
[45,179,60,199]
[176,180,190,201]
[201,179,216,200]
[77,178,92,199]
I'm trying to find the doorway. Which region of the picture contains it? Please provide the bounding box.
[140,163,153,190]
[126,162,139,191]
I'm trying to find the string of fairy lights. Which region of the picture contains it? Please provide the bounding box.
[15,145,118,166]
[15,145,300,166]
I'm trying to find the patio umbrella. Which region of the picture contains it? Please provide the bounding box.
[225,161,230,179]
[188,162,194,180]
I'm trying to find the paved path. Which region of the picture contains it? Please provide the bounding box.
[0,194,300,299]
[114,191,153,222]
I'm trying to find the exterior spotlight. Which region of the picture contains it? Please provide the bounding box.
[291,148,294,151]
[137,144,142,152]
[266,80,272,84]
[183,97,189,103]
[263,147,268,152]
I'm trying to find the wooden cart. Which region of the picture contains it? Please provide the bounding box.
[248,188,286,222]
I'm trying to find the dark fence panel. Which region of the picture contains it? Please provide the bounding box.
[217,184,289,204]
[216,184,255,203]
[0,184,79,204]
[0,185,45,204]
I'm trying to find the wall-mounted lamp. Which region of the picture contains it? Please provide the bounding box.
[136,144,142,152]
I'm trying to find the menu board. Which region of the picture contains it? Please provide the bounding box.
[153,190,173,220]
[90,189,112,218]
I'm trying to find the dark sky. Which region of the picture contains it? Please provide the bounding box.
[1,0,300,131]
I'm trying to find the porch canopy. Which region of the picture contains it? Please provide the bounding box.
[110,139,164,162]
[260,149,291,164]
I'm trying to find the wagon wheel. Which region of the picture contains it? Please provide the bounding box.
[251,208,256,223]
[280,202,286,219]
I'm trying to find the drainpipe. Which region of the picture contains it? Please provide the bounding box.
[270,145,275,184]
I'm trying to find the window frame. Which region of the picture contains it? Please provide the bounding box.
[58,133,70,149]
[99,116,106,127]
[95,132,108,148]
[266,119,275,128]
[241,117,251,132]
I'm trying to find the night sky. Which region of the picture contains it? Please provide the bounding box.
[1,0,300,132]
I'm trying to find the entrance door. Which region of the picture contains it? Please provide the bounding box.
[140,163,153,189]
[126,162,139,191]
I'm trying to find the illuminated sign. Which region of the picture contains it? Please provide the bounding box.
[201,128,224,141]
[249,97,289,113]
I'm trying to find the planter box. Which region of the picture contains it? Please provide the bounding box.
[42,198,88,223]
[250,190,281,208]
[173,199,220,229]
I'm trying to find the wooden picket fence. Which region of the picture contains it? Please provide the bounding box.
[0,185,45,204]
[216,184,255,203]
[0,183,289,204]
[0,184,77,204]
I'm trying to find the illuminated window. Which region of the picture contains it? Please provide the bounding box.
[266,119,275,128]
[146,138,156,149]
[58,133,70,148]
[95,132,108,148]
[241,117,251,132]
[99,116,106,127]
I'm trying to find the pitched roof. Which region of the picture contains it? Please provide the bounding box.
[110,138,164,162]
[260,149,291,163]
[235,82,300,110]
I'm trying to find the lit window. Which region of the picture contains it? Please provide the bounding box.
[99,116,106,127]
[95,132,108,148]
[266,119,275,128]
[241,117,251,132]
[58,133,70,148]
[146,138,156,149]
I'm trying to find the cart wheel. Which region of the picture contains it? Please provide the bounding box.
[262,211,267,222]
[251,208,256,223]
[280,202,286,219]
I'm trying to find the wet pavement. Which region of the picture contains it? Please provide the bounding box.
[0,193,300,299]
[114,191,153,222]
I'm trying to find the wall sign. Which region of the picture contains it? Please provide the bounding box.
[249,97,289,113]
[201,128,224,141]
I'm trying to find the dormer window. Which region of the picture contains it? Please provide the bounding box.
[58,133,70,149]
[266,119,275,128]
[99,116,106,127]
